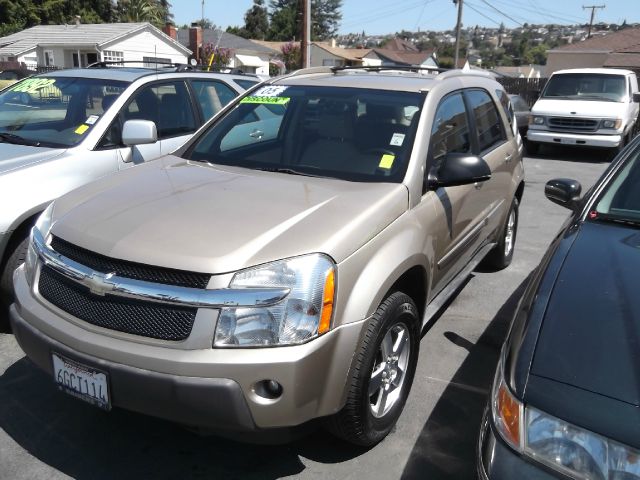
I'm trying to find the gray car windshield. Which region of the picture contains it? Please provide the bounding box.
[187,85,423,183]
[594,148,640,224]
[542,73,627,102]
[0,76,129,148]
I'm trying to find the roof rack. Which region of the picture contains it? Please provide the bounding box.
[330,65,449,74]
[87,60,190,70]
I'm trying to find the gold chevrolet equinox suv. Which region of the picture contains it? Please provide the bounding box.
[10,66,525,446]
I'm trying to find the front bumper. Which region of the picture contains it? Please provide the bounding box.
[527,130,622,148]
[477,407,560,480]
[11,265,367,431]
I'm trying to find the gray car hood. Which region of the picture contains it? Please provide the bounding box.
[0,143,65,175]
[51,156,409,273]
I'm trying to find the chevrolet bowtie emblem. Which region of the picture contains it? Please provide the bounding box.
[86,272,116,296]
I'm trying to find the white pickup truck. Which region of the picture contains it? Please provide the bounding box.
[527,68,640,156]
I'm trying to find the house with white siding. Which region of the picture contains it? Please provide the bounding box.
[0,22,191,70]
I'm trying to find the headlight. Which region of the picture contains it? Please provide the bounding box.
[24,202,54,282]
[491,352,640,479]
[214,253,335,347]
[529,115,545,125]
[602,119,623,129]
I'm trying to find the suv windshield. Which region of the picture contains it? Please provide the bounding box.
[594,148,640,224]
[542,73,627,102]
[187,85,423,183]
[0,76,129,148]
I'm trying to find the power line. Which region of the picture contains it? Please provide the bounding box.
[477,0,523,26]
[466,1,502,26]
[341,0,430,30]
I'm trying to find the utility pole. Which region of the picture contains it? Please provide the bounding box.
[583,5,605,39]
[453,0,464,68]
[301,0,311,68]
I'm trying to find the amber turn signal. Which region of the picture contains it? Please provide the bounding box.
[318,268,335,335]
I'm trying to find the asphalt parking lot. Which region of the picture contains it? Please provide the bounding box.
[0,147,611,480]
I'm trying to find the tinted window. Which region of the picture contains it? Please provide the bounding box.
[430,92,471,161]
[191,79,238,122]
[496,90,513,127]
[595,149,640,220]
[234,79,260,90]
[187,85,423,183]
[466,89,505,152]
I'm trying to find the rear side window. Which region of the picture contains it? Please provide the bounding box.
[191,80,238,122]
[466,89,505,152]
[495,89,514,128]
[233,79,260,90]
[430,92,471,161]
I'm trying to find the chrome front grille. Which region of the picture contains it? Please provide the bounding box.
[548,117,599,132]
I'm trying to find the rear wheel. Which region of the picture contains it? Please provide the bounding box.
[481,197,519,271]
[327,292,420,446]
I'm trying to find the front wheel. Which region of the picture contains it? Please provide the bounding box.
[525,139,539,155]
[327,292,420,446]
[481,197,519,271]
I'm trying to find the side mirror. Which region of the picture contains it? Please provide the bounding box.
[545,178,582,210]
[633,92,640,103]
[122,119,157,146]
[427,153,492,189]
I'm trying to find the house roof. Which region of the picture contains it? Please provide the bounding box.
[0,22,191,57]
[176,29,278,55]
[250,40,294,53]
[551,26,640,53]
[383,38,419,52]
[367,48,435,66]
[313,42,370,61]
[603,53,640,68]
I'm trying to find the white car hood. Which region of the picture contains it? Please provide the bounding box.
[531,98,627,118]
[0,143,65,175]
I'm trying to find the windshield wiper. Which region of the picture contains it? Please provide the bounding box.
[254,167,327,178]
[0,132,41,146]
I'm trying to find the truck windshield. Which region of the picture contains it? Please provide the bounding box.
[0,76,129,148]
[187,85,423,183]
[542,73,627,102]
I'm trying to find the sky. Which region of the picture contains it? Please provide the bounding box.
[172,0,637,36]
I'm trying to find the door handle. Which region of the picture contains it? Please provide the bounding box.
[249,129,264,139]
[505,153,513,163]
[474,182,483,190]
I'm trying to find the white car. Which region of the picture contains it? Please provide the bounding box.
[527,68,640,155]
[0,65,257,312]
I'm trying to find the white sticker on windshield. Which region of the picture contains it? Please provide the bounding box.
[390,133,405,147]
[254,85,288,97]
[85,115,99,125]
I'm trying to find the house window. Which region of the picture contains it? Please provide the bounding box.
[103,50,124,64]
[143,56,171,67]
[322,59,344,67]
[44,50,55,66]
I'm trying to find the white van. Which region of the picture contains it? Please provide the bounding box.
[527,68,639,155]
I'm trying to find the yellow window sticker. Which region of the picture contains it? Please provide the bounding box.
[379,154,395,169]
[75,124,90,135]
[11,78,56,94]
[240,96,290,105]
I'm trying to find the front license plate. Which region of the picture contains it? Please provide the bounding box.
[52,353,111,410]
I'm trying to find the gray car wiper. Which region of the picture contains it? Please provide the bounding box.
[255,167,327,178]
[0,132,41,146]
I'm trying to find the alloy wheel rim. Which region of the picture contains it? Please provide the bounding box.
[369,323,411,418]
[504,209,516,257]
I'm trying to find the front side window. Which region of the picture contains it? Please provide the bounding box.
[466,89,505,152]
[187,85,423,183]
[429,92,471,162]
[542,73,627,102]
[594,148,640,222]
[190,80,238,122]
[0,76,129,148]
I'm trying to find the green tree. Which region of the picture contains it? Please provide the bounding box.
[244,0,269,39]
[267,0,342,41]
[117,0,164,26]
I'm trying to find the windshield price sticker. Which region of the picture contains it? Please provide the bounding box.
[254,85,288,97]
[75,124,90,135]
[85,115,99,125]
[241,96,290,105]
[379,154,395,169]
[11,78,56,94]
[390,133,405,147]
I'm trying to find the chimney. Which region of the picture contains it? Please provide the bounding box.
[74,15,81,26]
[189,23,203,63]
[162,22,177,40]
[331,38,336,48]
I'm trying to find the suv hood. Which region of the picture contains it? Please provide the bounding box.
[51,156,409,273]
[531,98,627,118]
[530,221,640,407]
[0,143,65,175]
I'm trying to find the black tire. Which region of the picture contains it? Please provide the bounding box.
[481,197,519,271]
[0,234,29,309]
[525,139,539,155]
[327,292,420,446]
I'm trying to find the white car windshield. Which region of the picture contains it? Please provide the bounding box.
[542,73,627,102]
[0,76,129,148]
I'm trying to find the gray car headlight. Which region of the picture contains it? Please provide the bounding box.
[214,253,335,347]
[525,407,640,480]
[24,202,54,283]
